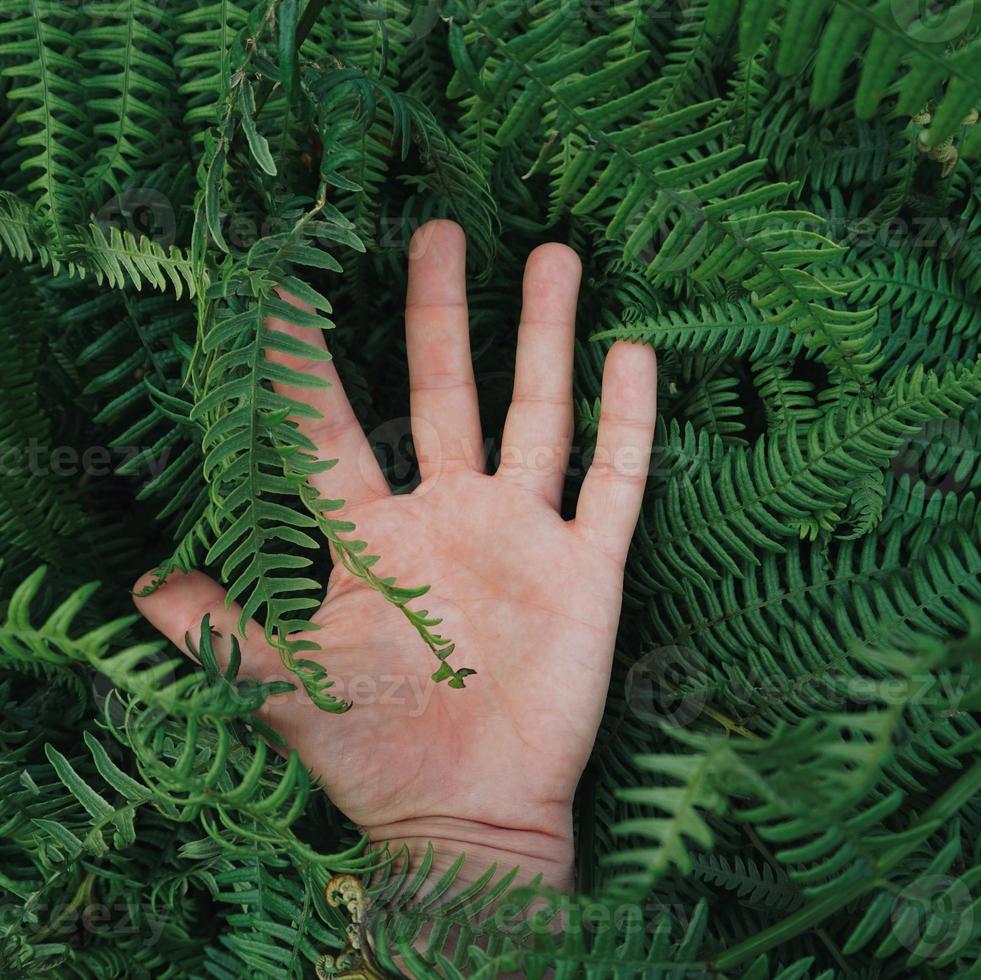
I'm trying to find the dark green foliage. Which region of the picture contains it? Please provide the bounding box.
[0,0,979,976]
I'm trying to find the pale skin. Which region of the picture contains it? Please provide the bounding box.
[134,220,657,891]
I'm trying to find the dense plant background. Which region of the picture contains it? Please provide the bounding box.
[1,0,980,975]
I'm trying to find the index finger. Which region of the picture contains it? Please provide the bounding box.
[265,288,389,510]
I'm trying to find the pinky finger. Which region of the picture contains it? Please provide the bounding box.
[574,341,657,562]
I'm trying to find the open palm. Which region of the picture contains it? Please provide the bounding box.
[135,221,657,887]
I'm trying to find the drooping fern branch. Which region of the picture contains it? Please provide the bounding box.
[181,200,472,708]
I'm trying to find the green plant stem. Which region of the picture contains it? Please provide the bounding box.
[252,0,328,116]
[715,759,981,969]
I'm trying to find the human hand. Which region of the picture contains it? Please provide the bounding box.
[134,220,657,891]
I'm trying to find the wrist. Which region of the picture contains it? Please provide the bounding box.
[365,814,575,892]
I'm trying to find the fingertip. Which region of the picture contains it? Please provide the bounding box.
[132,568,195,615]
[409,219,466,262]
[609,337,657,366]
[526,241,581,278]
[520,242,582,328]
[406,220,469,313]
[606,340,658,396]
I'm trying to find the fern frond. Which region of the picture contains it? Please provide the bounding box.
[646,511,981,728]
[607,742,734,891]
[637,359,981,592]
[849,251,981,339]
[402,96,501,280]
[752,356,823,437]
[675,357,748,444]
[68,222,198,297]
[645,0,720,117]
[0,271,87,564]
[0,192,197,294]
[174,0,250,133]
[0,189,51,263]
[0,567,114,695]
[77,0,178,191]
[711,0,981,148]
[747,78,901,191]
[689,851,803,913]
[188,213,348,708]
[0,0,87,245]
[449,11,883,381]
[592,298,799,360]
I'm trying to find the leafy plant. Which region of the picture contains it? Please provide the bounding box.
[1,0,979,976]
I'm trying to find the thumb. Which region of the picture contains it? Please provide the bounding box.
[132,568,289,688]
